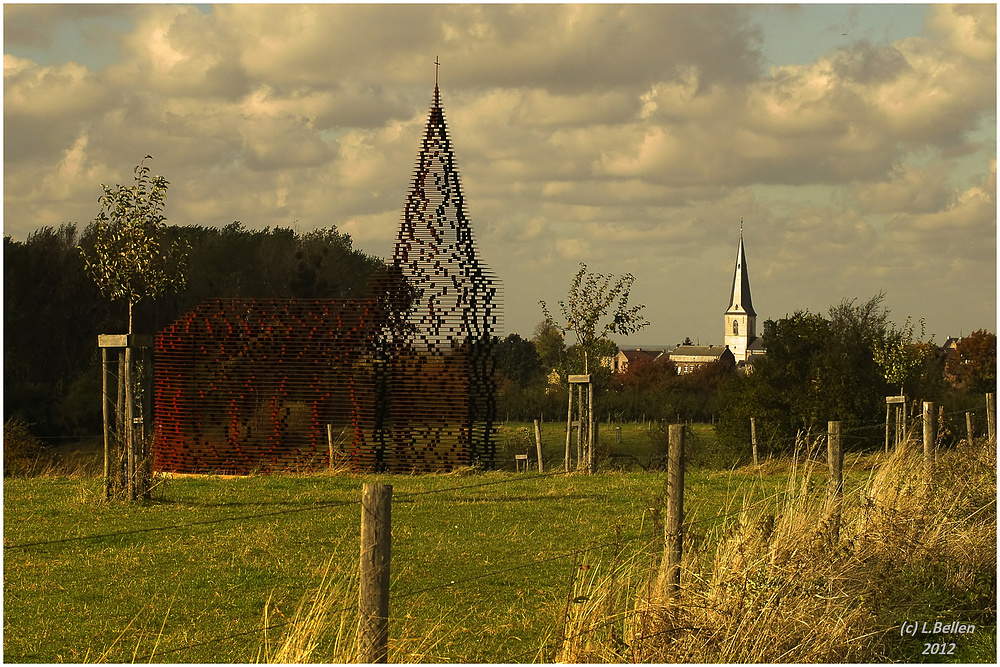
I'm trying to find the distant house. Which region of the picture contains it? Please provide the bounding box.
[737,350,764,374]
[610,348,663,374]
[942,337,961,358]
[669,345,735,375]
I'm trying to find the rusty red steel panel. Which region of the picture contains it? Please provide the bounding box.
[153,79,500,473]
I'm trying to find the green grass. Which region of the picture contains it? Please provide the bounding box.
[496,420,721,470]
[3,425,798,663]
[4,426,987,663]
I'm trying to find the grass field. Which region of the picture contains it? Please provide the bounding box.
[3,423,995,663]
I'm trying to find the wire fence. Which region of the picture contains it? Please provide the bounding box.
[5,397,995,662]
[2,464,619,660]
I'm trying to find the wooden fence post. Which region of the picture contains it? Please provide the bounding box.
[987,393,996,443]
[564,388,573,472]
[533,419,543,472]
[116,351,125,490]
[124,346,135,502]
[750,417,758,466]
[826,421,842,544]
[937,405,945,463]
[923,402,936,485]
[884,402,891,454]
[966,411,974,445]
[326,424,333,470]
[102,348,111,500]
[587,381,595,473]
[359,483,392,663]
[659,424,685,598]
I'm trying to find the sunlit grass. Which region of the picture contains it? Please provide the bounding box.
[5,429,990,662]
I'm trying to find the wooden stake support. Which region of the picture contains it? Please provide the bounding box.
[359,483,392,663]
[533,419,543,472]
[659,424,685,598]
[987,393,996,444]
[826,421,842,544]
[98,334,153,502]
[565,375,595,473]
[885,394,907,451]
[923,401,936,485]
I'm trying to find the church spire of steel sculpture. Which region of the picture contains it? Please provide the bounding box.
[381,59,501,468]
[392,59,500,352]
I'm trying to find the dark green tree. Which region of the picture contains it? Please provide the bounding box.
[494,333,543,387]
[816,295,892,425]
[4,225,112,435]
[532,319,566,378]
[716,295,895,453]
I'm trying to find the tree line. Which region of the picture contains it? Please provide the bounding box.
[6,223,994,458]
[492,322,734,424]
[716,298,995,455]
[4,221,384,440]
[493,293,995,456]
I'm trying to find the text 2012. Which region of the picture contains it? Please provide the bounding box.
[923,643,956,655]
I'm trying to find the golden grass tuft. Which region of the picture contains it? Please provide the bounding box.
[257,548,463,663]
[555,435,997,663]
[258,553,361,664]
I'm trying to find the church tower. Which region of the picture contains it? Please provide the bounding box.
[724,225,756,361]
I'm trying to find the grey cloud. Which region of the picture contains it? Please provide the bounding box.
[310,86,414,130]
[214,4,764,94]
[2,4,994,344]
[3,4,135,49]
[853,162,956,215]
[3,58,114,165]
[829,41,911,85]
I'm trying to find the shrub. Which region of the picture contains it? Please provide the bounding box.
[4,417,44,476]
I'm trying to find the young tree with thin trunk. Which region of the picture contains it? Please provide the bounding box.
[540,263,648,374]
[80,156,188,333]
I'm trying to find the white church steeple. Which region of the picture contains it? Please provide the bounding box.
[725,221,756,361]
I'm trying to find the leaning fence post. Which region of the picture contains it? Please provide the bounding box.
[359,483,392,663]
[923,402,936,485]
[750,417,758,466]
[826,421,843,544]
[658,424,684,599]
[966,411,974,445]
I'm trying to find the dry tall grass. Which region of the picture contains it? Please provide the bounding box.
[258,555,362,663]
[256,548,460,663]
[556,435,997,663]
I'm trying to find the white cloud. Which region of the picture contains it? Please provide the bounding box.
[2,3,994,344]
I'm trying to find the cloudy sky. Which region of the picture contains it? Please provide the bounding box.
[5,3,996,347]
